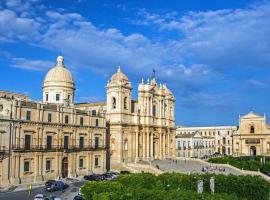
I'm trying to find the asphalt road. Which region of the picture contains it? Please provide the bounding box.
[0,181,85,200]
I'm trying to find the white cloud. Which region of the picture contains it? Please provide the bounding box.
[11,58,54,71]
[0,9,40,41]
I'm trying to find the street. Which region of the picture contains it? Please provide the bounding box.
[0,181,85,200]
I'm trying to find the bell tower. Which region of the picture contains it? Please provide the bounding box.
[106,66,132,165]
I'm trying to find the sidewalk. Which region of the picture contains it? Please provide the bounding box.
[0,177,83,193]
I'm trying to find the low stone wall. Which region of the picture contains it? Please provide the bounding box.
[125,163,164,175]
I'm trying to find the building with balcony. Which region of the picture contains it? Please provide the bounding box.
[0,56,176,187]
[175,131,214,158]
[0,56,106,187]
[176,126,236,156]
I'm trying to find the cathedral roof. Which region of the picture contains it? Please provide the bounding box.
[241,111,264,119]
[43,56,75,89]
[110,66,129,83]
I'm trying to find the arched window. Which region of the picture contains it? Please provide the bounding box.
[250,125,255,133]
[124,97,128,110]
[112,97,116,109]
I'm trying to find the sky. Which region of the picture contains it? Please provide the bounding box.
[0,0,270,126]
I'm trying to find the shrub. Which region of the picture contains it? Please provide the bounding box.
[81,173,269,200]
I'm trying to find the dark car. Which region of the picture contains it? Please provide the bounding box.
[120,170,130,174]
[73,195,83,200]
[84,174,104,181]
[45,180,68,192]
[44,180,57,192]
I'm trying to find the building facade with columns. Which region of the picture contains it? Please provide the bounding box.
[175,131,214,158]
[0,56,175,186]
[233,111,270,156]
[176,126,237,156]
[77,67,176,167]
[0,56,106,187]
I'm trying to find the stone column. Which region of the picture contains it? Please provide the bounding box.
[163,133,166,157]
[146,131,149,159]
[150,132,153,159]
[142,132,145,158]
[167,133,170,157]
[135,131,139,162]
[159,132,162,159]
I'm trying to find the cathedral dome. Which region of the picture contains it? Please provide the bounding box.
[43,56,74,89]
[110,66,129,83]
[42,56,75,104]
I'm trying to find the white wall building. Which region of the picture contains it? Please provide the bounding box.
[175,131,214,158]
[176,126,237,157]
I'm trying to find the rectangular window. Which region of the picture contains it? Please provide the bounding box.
[26,111,31,121]
[56,94,60,101]
[48,113,52,123]
[95,119,99,127]
[79,158,83,168]
[24,161,30,172]
[80,117,84,126]
[64,136,69,149]
[92,110,96,116]
[131,102,135,113]
[65,115,69,124]
[25,135,31,150]
[95,137,99,148]
[46,160,51,171]
[153,105,156,116]
[79,137,84,148]
[95,157,99,167]
[47,135,52,149]
[46,94,49,101]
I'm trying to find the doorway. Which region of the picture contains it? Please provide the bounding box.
[250,146,256,156]
[62,157,68,178]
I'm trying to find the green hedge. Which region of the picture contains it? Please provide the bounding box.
[208,156,270,173]
[81,173,270,200]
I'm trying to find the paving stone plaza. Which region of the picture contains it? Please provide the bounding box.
[153,159,244,175]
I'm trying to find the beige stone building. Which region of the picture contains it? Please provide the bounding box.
[176,126,236,156]
[175,131,214,158]
[0,56,176,187]
[233,111,270,156]
[0,56,106,187]
[77,67,176,167]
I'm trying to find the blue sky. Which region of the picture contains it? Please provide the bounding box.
[0,0,270,126]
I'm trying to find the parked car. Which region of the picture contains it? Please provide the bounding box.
[83,174,104,181]
[73,195,83,200]
[44,181,68,192]
[120,170,130,174]
[104,172,118,180]
[47,197,62,200]
[34,194,47,200]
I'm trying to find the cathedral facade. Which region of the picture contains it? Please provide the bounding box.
[0,56,175,187]
[77,67,176,166]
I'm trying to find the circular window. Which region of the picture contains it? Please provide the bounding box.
[0,104,3,112]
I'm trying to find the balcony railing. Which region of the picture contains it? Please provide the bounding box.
[0,146,9,160]
[12,145,106,152]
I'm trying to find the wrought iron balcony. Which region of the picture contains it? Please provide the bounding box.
[12,144,107,152]
[0,146,9,160]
